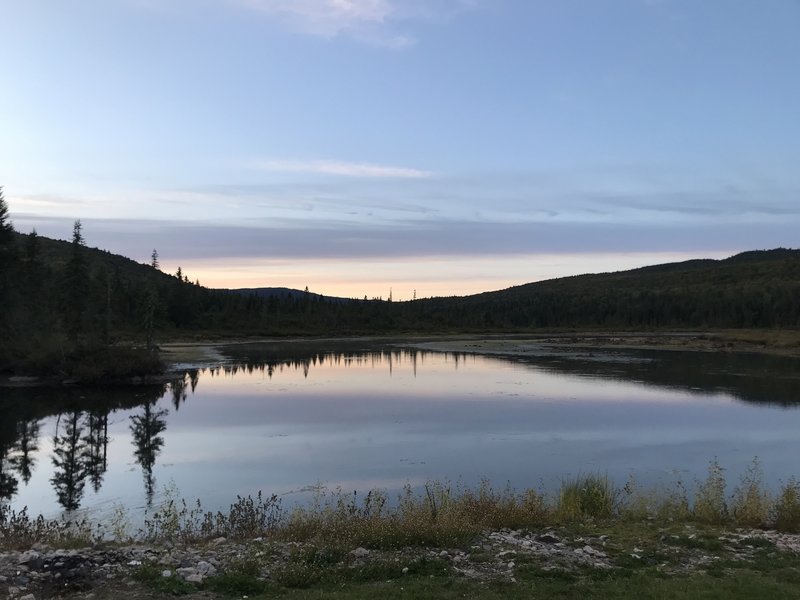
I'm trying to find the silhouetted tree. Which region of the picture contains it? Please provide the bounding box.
[139,286,160,350]
[64,220,89,343]
[0,187,12,242]
[151,249,159,269]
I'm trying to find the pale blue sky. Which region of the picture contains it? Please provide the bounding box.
[2,0,799,297]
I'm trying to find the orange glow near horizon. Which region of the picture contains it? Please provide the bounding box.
[160,250,733,299]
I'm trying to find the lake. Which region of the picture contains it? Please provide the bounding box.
[2,341,800,520]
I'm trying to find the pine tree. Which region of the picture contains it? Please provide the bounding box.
[151,249,159,270]
[64,220,89,344]
[0,187,13,243]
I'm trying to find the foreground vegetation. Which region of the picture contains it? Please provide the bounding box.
[3,459,800,598]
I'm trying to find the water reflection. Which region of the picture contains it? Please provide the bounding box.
[50,411,87,511]
[15,420,40,485]
[130,400,168,505]
[1,345,799,516]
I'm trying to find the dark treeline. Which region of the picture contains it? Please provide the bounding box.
[1,186,799,379]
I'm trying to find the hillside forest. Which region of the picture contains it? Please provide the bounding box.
[1,190,799,380]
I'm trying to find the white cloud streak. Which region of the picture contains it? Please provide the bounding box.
[250,158,434,178]
[235,0,476,47]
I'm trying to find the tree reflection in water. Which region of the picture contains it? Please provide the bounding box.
[83,410,109,493]
[14,420,40,485]
[50,412,88,511]
[130,401,168,506]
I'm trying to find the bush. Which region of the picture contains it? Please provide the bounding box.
[732,457,770,528]
[557,474,617,521]
[694,458,728,524]
[773,479,800,533]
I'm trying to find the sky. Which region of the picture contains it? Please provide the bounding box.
[2,0,799,299]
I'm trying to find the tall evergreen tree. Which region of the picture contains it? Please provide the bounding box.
[0,187,12,242]
[64,220,90,343]
[0,188,17,346]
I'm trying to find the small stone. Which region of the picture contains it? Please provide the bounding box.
[212,537,227,546]
[350,547,370,558]
[402,567,409,575]
[161,570,173,578]
[507,561,515,569]
[439,550,449,558]
[539,534,560,544]
[185,573,204,584]
[20,594,36,600]
[197,561,217,576]
[127,560,142,566]
[7,587,20,597]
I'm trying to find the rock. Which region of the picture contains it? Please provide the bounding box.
[185,573,204,584]
[402,567,409,575]
[212,537,227,546]
[350,547,370,558]
[18,551,40,564]
[439,550,449,559]
[507,561,515,569]
[582,545,605,557]
[176,567,198,578]
[20,594,36,600]
[7,587,20,597]
[161,570,172,578]
[538,534,560,544]
[196,561,217,576]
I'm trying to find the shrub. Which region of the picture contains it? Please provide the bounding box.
[557,474,617,521]
[731,457,770,528]
[773,479,800,533]
[694,458,728,524]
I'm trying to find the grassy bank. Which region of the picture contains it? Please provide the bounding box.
[3,459,800,598]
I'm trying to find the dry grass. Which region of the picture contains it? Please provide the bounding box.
[5,459,800,552]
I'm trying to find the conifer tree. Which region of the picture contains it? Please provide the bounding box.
[0,187,12,242]
[64,220,89,344]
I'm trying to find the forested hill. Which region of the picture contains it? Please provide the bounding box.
[422,248,800,329]
[1,220,799,378]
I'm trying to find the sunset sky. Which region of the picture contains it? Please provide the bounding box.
[2,1,799,299]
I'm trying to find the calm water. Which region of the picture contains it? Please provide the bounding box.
[2,343,800,519]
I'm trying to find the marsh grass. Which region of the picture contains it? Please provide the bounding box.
[141,488,283,544]
[773,479,800,533]
[693,458,729,524]
[0,506,99,550]
[731,457,771,527]
[620,476,691,523]
[4,459,800,552]
[556,474,617,521]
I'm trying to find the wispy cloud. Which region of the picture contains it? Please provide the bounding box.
[249,158,434,179]
[235,0,476,47]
